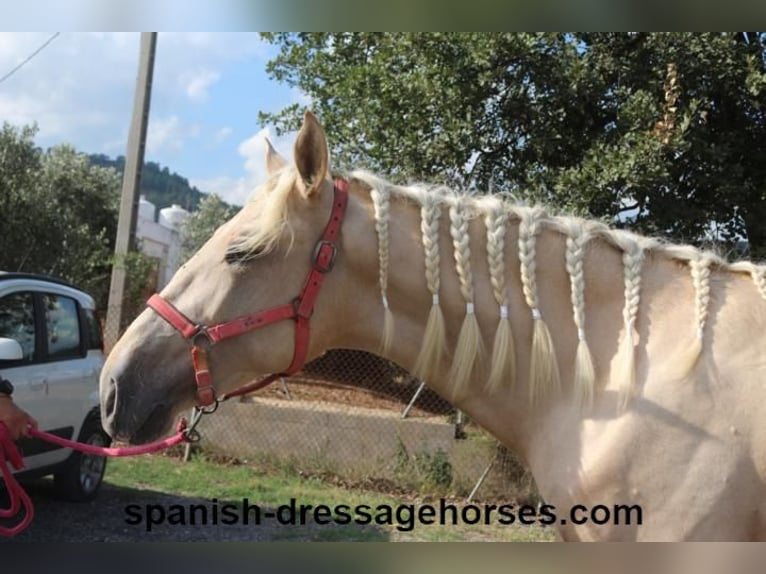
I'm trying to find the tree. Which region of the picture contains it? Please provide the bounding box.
[37,145,121,306]
[0,123,121,308]
[0,124,43,273]
[259,33,766,257]
[1,124,238,316]
[180,193,239,261]
[89,154,209,212]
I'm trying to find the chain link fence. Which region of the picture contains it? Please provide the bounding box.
[193,350,536,502]
[102,305,537,503]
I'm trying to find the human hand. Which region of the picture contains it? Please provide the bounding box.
[0,396,38,440]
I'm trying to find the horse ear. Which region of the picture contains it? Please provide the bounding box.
[293,111,329,197]
[265,137,287,175]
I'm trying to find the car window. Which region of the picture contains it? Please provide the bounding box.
[83,308,103,351]
[43,294,82,359]
[0,292,36,362]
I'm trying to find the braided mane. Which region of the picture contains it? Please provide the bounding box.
[232,166,766,406]
[350,170,766,406]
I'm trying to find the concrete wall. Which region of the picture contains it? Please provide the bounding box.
[198,397,515,498]
[200,397,456,476]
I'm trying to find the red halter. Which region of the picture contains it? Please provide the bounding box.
[147,178,349,407]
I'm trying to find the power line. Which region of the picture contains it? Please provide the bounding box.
[0,32,61,86]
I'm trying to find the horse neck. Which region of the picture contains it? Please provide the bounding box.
[326,186,627,456]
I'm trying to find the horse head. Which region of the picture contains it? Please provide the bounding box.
[100,112,380,443]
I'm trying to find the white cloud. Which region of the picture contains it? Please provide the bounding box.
[191,126,295,206]
[147,116,181,153]
[159,32,269,60]
[213,126,233,145]
[0,33,137,148]
[147,115,200,154]
[180,69,220,102]
[0,32,301,210]
[189,175,252,208]
[0,32,270,155]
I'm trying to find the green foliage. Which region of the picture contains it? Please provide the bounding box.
[38,145,121,306]
[118,249,160,326]
[0,124,214,311]
[417,449,453,491]
[88,154,209,212]
[260,32,766,258]
[394,441,453,494]
[0,124,121,307]
[180,193,240,261]
[0,123,43,271]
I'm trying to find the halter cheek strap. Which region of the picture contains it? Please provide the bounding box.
[147,178,349,407]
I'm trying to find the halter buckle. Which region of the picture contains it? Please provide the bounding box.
[312,240,338,273]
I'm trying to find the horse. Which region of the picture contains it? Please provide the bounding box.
[100,111,766,541]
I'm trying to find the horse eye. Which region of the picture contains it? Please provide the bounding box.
[224,250,243,265]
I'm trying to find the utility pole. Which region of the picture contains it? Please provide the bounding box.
[104,32,157,352]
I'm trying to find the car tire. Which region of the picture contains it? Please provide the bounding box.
[53,415,111,502]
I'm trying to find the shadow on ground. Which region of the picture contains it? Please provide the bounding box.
[1,479,390,542]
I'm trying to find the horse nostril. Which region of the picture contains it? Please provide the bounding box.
[101,377,118,428]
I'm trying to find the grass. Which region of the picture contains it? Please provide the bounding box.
[104,452,555,542]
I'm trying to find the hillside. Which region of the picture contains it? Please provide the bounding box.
[88,154,210,213]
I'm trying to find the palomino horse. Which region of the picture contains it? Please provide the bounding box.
[101,112,766,541]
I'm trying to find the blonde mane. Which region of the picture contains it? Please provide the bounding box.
[225,168,298,262]
[230,167,766,407]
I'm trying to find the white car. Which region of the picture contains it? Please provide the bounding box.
[0,272,109,501]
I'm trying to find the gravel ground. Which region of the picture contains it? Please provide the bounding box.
[1,479,390,542]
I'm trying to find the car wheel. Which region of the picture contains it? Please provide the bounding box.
[54,416,111,502]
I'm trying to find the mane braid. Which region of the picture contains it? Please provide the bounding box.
[682,253,713,373]
[369,179,395,354]
[518,207,561,405]
[448,197,485,399]
[749,265,766,301]
[483,199,516,393]
[412,193,448,380]
[563,221,596,409]
[729,260,766,302]
[608,231,644,409]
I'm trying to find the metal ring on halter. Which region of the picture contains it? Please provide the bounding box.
[197,398,220,415]
[191,327,214,349]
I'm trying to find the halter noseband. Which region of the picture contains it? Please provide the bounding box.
[147,178,349,407]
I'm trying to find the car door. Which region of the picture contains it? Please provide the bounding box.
[0,290,69,469]
[38,291,93,440]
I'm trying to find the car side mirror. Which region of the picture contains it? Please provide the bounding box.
[0,337,23,361]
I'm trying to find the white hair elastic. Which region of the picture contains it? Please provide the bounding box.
[532,308,542,321]
[578,328,586,342]
[382,293,389,310]
[500,305,509,319]
[432,293,440,306]
[466,302,475,315]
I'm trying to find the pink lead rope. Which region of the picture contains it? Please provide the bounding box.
[0,418,191,537]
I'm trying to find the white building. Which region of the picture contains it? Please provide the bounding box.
[135,196,190,289]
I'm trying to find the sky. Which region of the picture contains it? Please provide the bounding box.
[0,32,304,207]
